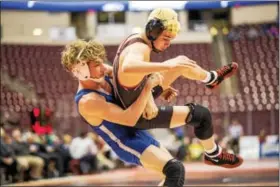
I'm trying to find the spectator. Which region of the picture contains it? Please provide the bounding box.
[180,137,191,162]
[53,134,72,175]
[247,27,259,39]
[228,28,240,41]
[26,133,63,178]
[188,138,204,161]
[258,128,268,159]
[259,128,267,144]
[0,128,20,183]
[10,129,44,180]
[69,131,98,174]
[172,127,187,161]
[228,119,244,154]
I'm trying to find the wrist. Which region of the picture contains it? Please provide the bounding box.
[145,84,153,90]
[164,63,174,70]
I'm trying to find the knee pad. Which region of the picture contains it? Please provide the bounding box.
[185,103,213,140]
[163,159,185,187]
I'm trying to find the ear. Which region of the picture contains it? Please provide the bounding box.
[145,18,165,41]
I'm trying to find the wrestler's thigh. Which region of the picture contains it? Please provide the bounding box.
[140,144,173,175]
[160,69,182,90]
[168,106,190,129]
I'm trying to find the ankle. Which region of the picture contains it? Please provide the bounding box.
[205,144,222,158]
[201,71,217,84]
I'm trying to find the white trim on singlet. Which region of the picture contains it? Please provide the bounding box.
[99,125,141,158]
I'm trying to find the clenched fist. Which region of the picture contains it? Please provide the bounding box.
[147,72,164,88]
[160,86,178,102]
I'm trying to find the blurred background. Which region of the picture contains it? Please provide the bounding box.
[0,1,279,186]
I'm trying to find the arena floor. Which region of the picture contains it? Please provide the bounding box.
[5,159,279,186]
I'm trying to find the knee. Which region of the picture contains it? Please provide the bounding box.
[163,159,185,187]
[36,157,45,168]
[30,156,45,168]
[17,157,29,170]
[185,103,213,140]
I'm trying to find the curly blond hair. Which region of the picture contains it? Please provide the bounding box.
[61,39,107,71]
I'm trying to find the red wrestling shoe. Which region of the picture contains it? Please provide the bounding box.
[204,150,243,169]
[206,62,239,89]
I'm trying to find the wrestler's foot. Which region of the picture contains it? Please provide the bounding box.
[204,150,243,169]
[206,62,239,89]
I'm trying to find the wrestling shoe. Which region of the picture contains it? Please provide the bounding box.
[204,150,243,169]
[206,62,239,89]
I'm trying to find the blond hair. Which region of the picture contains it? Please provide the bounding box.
[61,39,107,71]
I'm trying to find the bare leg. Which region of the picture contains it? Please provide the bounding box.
[167,106,243,168]
[158,179,165,186]
[179,64,209,81]
[140,145,173,186]
[160,62,238,90]
[169,106,216,151]
[160,65,209,90]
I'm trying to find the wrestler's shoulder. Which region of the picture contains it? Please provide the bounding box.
[127,34,149,47]
[79,92,105,106]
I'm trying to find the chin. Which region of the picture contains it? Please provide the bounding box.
[92,76,105,83]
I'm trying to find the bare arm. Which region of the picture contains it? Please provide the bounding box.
[121,42,172,75]
[142,92,158,120]
[79,74,163,126]
[121,43,196,77]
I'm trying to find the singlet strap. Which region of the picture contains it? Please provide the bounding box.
[75,76,113,104]
[116,34,149,55]
[105,76,114,91]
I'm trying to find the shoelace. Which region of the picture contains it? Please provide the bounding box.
[218,152,235,162]
[217,65,232,77]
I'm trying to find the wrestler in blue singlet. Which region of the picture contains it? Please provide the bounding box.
[74,76,160,165]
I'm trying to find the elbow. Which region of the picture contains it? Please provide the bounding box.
[124,117,137,127]
[123,112,139,127]
[121,59,137,74]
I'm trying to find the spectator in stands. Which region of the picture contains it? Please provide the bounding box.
[10,129,44,180]
[182,137,191,162]
[26,132,64,178]
[0,128,20,183]
[171,127,187,161]
[228,28,241,41]
[259,128,267,145]
[188,138,204,161]
[258,128,268,159]
[45,133,65,177]
[247,27,259,39]
[227,119,243,154]
[269,25,279,37]
[54,134,73,175]
[69,131,98,174]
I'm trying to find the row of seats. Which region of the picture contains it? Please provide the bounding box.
[230,24,279,113]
